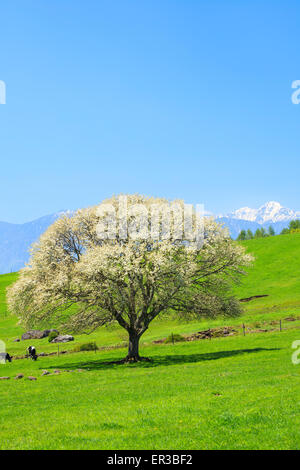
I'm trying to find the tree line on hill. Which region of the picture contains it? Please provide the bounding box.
[280,219,300,235]
[236,219,300,241]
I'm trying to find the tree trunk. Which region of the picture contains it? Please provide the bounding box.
[123,330,150,363]
[128,332,140,361]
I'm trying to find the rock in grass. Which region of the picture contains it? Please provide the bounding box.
[15,374,24,379]
[0,376,10,380]
[22,330,45,340]
[21,329,59,341]
[41,370,50,376]
[51,334,74,343]
[27,376,37,381]
[13,338,20,342]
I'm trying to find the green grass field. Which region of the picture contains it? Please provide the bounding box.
[0,234,300,449]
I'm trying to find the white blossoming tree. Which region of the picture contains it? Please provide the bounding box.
[7,195,252,362]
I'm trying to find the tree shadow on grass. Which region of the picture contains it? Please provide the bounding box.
[45,347,281,371]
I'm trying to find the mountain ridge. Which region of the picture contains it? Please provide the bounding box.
[220,201,300,224]
[0,213,65,274]
[216,201,299,239]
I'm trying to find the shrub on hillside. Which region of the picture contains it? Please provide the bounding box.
[48,331,59,342]
[73,341,99,352]
[164,333,186,344]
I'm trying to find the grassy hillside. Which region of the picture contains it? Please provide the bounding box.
[0,234,300,449]
[235,233,300,315]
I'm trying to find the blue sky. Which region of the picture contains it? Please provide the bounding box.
[0,0,299,223]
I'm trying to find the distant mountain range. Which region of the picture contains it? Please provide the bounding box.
[220,201,300,224]
[216,201,300,239]
[0,201,298,274]
[0,213,65,274]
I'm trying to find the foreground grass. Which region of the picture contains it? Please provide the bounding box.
[1,329,300,450]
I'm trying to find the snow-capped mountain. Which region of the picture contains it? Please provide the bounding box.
[216,201,300,239]
[225,201,300,224]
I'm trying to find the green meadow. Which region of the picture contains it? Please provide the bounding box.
[0,234,300,450]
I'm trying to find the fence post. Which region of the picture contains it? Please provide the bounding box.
[242,324,246,336]
[57,344,59,356]
[280,319,282,332]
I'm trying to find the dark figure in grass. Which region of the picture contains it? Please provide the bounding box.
[27,346,37,361]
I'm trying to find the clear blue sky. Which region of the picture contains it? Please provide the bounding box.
[0,0,299,223]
